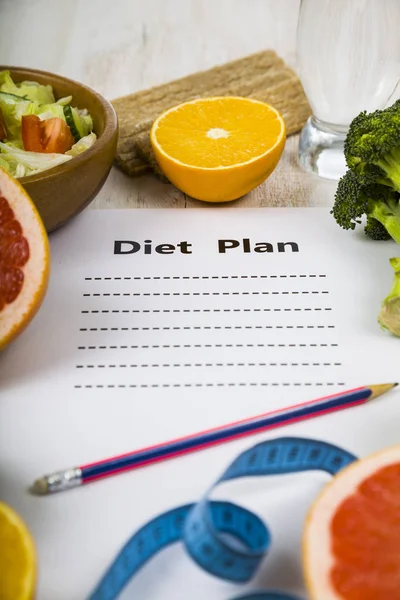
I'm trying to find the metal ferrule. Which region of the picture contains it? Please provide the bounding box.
[47,467,83,493]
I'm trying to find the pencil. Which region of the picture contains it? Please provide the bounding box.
[31,383,397,495]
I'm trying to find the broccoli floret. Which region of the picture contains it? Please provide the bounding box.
[331,169,400,243]
[331,170,368,230]
[344,99,400,191]
[368,194,400,243]
[364,216,391,241]
[378,257,400,337]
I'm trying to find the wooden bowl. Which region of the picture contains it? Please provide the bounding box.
[0,66,118,232]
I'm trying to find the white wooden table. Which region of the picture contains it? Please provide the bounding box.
[0,0,338,210]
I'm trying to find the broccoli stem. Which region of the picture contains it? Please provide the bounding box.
[378,257,400,337]
[376,148,400,191]
[386,257,400,300]
[369,202,400,244]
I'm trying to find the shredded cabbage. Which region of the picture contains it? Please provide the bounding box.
[0,141,72,177]
[0,155,11,172]
[37,104,65,121]
[0,70,55,104]
[55,96,72,106]
[0,98,35,141]
[66,132,97,157]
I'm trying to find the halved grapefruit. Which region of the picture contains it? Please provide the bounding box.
[0,168,50,350]
[303,444,400,599]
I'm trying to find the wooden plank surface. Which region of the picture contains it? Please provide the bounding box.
[0,0,337,208]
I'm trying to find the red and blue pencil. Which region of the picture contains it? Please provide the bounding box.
[31,383,397,495]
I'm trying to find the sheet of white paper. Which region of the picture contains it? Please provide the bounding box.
[1,207,399,600]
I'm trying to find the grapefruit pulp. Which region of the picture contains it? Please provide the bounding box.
[303,444,400,599]
[0,168,50,350]
[0,501,36,600]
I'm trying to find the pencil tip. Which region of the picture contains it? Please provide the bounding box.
[30,478,49,496]
[368,383,399,400]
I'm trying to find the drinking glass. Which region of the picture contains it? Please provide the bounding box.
[297,0,400,180]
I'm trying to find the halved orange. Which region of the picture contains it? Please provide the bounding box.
[0,168,50,350]
[150,96,286,202]
[0,501,36,600]
[303,444,400,599]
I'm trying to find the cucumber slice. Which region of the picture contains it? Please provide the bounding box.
[63,105,84,142]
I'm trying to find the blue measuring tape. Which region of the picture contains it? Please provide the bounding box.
[87,437,357,600]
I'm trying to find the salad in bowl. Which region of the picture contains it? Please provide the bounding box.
[0,70,97,178]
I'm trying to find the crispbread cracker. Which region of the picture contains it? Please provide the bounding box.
[112,50,311,178]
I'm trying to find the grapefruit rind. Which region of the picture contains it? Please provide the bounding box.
[0,169,50,350]
[303,444,400,600]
